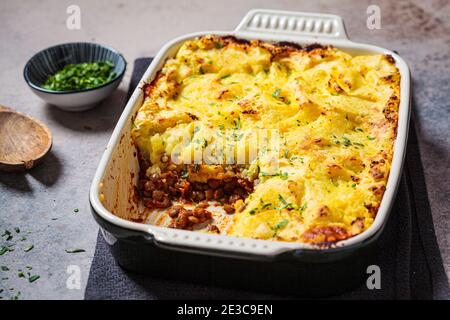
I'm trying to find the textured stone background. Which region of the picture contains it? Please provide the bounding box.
[0,0,448,299]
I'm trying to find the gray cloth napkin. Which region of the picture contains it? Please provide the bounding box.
[85,58,449,300]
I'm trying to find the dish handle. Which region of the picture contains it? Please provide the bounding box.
[235,9,348,40]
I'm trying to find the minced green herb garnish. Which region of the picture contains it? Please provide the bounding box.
[180,171,189,179]
[272,88,281,98]
[274,220,289,230]
[65,248,86,254]
[28,275,40,283]
[42,61,116,91]
[342,136,351,146]
[0,246,11,256]
[278,194,288,205]
[261,202,272,209]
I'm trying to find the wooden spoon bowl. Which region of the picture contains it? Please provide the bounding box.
[0,105,52,172]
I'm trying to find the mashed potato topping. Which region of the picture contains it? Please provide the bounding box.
[131,35,400,244]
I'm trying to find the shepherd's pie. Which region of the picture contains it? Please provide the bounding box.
[131,35,400,244]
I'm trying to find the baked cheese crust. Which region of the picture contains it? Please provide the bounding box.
[131,35,400,244]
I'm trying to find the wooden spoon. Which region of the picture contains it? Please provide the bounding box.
[0,105,52,172]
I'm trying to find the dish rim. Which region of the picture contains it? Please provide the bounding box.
[89,11,411,257]
[23,42,127,95]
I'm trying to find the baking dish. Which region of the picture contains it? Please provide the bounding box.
[89,9,411,296]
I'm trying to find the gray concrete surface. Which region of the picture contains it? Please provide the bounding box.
[0,0,448,299]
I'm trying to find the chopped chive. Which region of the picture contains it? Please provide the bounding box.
[342,136,351,146]
[261,203,272,209]
[272,88,281,98]
[367,136,376,140]
[274,220,289,230]
[2,230,12,241]
[65,249,86,254]
[1,266,9,271]
[234,117,241,130]
[278,194,288,205]
[23,245,34,252]
[73,208,79,213]
[28,275,40,283]
[180,171,189,179]
[279,172,289,180]
[0,246,10,256]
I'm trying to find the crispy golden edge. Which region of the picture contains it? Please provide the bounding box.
[142,35,334,98]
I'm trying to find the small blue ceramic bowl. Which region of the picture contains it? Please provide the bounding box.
[24,42,126,112]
